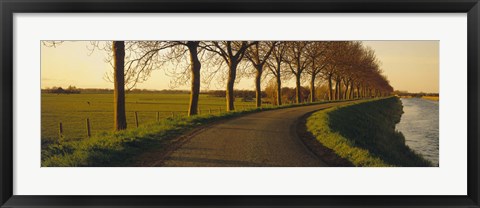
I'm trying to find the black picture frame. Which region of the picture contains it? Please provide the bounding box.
[1,0,479,207]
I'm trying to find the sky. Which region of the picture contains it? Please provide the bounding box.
[362,41,439,93]
[41,41,439,93]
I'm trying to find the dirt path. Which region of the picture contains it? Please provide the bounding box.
[135,101,354,167]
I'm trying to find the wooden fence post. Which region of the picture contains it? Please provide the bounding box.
[209,108,212,114]
[134,112,139,128]
[58,122,63,141]
[156,112,159,122]
[86,118,91,138]
[171,111,175,118]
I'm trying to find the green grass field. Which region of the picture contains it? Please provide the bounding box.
[42,93,259,144]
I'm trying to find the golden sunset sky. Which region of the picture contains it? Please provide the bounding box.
[41,41,439,93]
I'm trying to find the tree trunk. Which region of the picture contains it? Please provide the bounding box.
[295,74,301,103]
[113,41,127,131]
[334,81,339,100]
[255,67,262,108]
[187,41,201,116]
[276,73,282,106]
[328,75,333,101]
[226,61,238,111]
[310,74,316,103]
[343,81,349,100]
[337,79,342,100]
[357,86,361,98]
[350,81,354,99]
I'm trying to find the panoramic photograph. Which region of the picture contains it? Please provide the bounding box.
[40,41,439,167]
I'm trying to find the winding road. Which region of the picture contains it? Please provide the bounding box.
[138,101,354,167]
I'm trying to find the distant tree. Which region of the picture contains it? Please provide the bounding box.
[264,79,279,105]
[281,87,296,104]
[315,84,330,101]
[207,90,226,97]
[55,87,65,94]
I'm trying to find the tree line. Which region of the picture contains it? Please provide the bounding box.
[42,85,81,94]
[43,41,393,131]
[393,90,439,97]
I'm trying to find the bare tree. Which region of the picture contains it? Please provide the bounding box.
[321,41,348,100]
[284,41,310,103]
[113,41,205,116]
[91,41,167,91]
[266,42,288,106]
[203,41,257,111]
[185,41,202,115]
[305,42,329,102]
[319,41,392,100]
[340,42,363,100]
[245,41,276,107]
[163,41,203,116]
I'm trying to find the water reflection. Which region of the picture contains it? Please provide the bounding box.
[396,98,439,166]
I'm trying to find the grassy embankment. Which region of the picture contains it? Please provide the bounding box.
[306,97,432,167]
[42,99,336,167]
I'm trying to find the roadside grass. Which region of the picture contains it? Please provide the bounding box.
[306,97,432,167]
[42,100,335,167]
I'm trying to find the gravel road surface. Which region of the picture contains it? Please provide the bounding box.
[141,101,353,167]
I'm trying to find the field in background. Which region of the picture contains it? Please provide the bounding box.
[421,96,439,101]
[42,93,259,143]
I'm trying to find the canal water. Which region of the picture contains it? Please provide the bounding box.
[396,98,439,166]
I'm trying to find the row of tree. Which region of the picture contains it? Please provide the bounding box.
[393,90,439,97]
[42,85,81,94]
[44,41,393,131]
